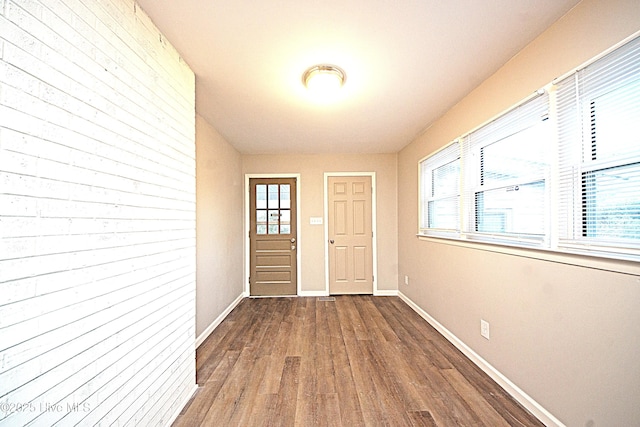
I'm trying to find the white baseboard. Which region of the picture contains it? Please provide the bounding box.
[166,383,198,427]
[374,289,398,296]
[397,291,565,427]
[298,290,398,297]
[298,290,329,297]
[195,293,244,348]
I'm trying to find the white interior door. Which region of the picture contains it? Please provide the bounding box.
[327,176,373,294]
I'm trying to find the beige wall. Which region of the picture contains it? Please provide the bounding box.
[196,115,244,338]
[243,153,398,293]
[397,0,640,425]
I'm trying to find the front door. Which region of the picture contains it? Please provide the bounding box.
[328,176,373,294]
[250,178,297,296]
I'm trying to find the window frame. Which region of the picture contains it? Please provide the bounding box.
[556,35,640,259]
[418,141,460,238]
[461,96,551,247]
[418,33,640,263]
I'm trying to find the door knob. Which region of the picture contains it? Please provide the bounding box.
[290,237,296,243]
[291,245,296,250]
[329,239,334,244]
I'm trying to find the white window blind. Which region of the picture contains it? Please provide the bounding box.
[461,93,550,245]
[556,35,640,255]
[419,142,460,236]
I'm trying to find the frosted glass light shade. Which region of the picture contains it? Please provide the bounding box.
[303,65,345,93]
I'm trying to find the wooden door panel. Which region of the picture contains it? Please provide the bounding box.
[255,240,291,251]
[335,246,348,281]
[334,201,347,235]
[353,246,368,281]
[256,254,292,267]
[255,271,291,282]
[352,182,365,194]
[353,200,366,235]
[334,182,347,195]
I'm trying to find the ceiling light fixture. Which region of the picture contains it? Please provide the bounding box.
[302,64,346,93]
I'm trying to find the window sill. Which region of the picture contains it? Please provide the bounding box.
[416,234,640,276]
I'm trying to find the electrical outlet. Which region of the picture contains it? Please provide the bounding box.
[404,275,409,285]
[480,319,490,340]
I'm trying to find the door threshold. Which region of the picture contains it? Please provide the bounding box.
[249,295,297,298]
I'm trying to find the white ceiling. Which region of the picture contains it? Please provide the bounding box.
[136,0,580,154]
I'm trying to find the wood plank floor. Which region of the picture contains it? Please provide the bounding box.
[173,296,544,427]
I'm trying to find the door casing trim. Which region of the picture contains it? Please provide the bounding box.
[323,172,379,295]
[244,174,301,297]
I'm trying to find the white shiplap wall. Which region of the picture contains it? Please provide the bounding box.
[0,0,196,425]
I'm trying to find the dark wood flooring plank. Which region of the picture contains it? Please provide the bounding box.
[195,317,234,371]
[407,410,438,427]
[273,356,302,426]
[336,295,370,341]
[295,298,318,426]
[357,338,417,426]
[252,298,291,356]
[244,357,302,427]
[199,348,269,426]
[315,300,336,395]
[370,299,465,425]
[356,296,400,342]
[381,297,455,370]
[196,320,243,384]
[174,350,241,426]
[258,319,293,395]
[333,297,393,426]
[315,393,342,427]
[370,338,434,413]
[226,299,270,352]
[287,297,308,356]
[441,368,510,427]
[245,392,276,427]
[325,300,367,426]
[196,298,269,383]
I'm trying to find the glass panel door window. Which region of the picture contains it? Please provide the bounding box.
[256,184,292,235]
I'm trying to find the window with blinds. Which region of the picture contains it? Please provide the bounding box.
[419,142,460,236]
[461,94,550,245]
[418,34,640,260]
[556,35,640,256]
